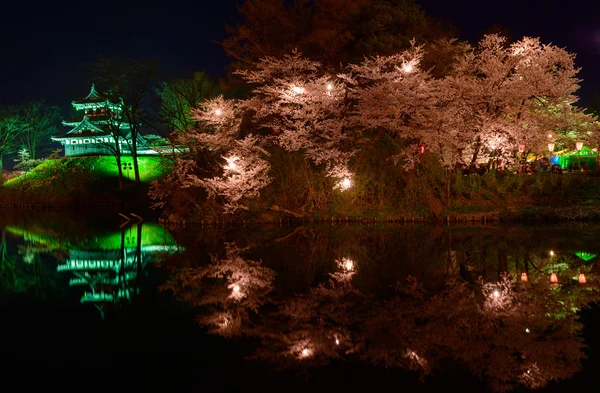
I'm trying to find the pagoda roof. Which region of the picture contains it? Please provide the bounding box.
[52,116,114,139]
[73,83,119,105]
[62,113,131,128]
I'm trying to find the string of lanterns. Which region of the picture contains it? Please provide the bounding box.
[520,250,587,285]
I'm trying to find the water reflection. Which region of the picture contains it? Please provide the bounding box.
[0,212,180,318]
[162,223,600,392]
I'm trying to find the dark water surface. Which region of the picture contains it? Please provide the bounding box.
[2,211,600,392]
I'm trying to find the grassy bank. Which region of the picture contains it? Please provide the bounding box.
[3,152,600,224]
[155,149,600,224]
[0,156,173,206]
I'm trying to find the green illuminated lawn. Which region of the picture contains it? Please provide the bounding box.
[3,156,173,188]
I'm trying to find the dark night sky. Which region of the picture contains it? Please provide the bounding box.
[1,0,599,109]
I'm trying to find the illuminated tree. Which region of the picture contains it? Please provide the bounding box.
[90,57,159,184]
[19,101,61,160]
[154,71,220,135]
[0,107,26,177]
[158,34,592,214]
[13,147,43,172]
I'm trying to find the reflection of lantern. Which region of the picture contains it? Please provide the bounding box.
[521,272,529,282]
[550,273,558,283]
[578,273,587,284]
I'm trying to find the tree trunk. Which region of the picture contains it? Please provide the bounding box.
[0,153,3,184]
[131,127,141,184]
[470,138,481,165]
[498,249,508,275]
[446,168,451,207]
[113,140,125,190]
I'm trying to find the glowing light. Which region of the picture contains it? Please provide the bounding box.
[578,273,587,284]
[547,142,555,153]
[215,109,222,116]
[335,338,340,345]
[418,145,425,154]
[292,85,305,94]
[521,272,529,282]
[518,144,526,153]
[343,258,354,272]
[402,63,414,73]
[493,289,500,298]
[576,141,584,151]
[326,83,333,91]
[224,156,239,171]
[232,285,240,293]
[525,328,530,333]
[550,273,558,283]
[340,177,352,191]
[548,134,553,139]
[549,250,554,257]
[300,348,312,358]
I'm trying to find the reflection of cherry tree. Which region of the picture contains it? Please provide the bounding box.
[252,271,595,391]
[161,243,275,337]
[163,225,600,391]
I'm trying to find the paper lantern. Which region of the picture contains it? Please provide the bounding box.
[550,273,558,283]
[578,273,586,284]
[521,272,529,282]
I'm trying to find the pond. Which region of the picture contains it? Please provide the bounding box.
[1,211,599,393]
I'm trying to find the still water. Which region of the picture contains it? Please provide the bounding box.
[1,211,599,392]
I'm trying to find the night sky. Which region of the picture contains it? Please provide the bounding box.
[1,0,599,109]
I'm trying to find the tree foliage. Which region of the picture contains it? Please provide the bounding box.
[155,71,221,134]
[153,34,598,215]
[222,0,455,70]
[19,101,61,160]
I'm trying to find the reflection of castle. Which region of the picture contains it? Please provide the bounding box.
[54,223,180,317]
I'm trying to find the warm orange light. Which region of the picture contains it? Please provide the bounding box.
[549,250,554,257]
[576,141,584,151]
[232,285,240,293]
[341,178,352,190]
[547,142,555,152]
[550,273,558,283]
[224,156,239,171]
[578,273,587,284]
[292,85,305,94]
[548,133,553,139]
[215,109,222,116]
[326,83,333,91]
[344,259,354,271]
[521,272,529,282]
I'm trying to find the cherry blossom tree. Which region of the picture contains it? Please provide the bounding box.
[156,34,595,215]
